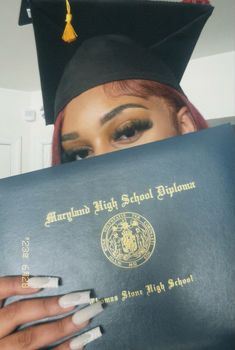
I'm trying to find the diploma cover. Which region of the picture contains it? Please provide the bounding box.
[0,125,235,349]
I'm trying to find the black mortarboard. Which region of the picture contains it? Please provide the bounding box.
[19,0,213,125]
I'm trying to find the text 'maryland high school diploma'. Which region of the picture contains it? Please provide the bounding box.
[0,125,235,349]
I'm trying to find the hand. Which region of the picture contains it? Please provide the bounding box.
[0,276,103,350]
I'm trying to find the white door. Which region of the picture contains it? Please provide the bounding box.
[0,89,53,180]
[0,137,22,179]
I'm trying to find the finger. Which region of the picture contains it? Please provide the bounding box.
[0,302,103,350]
[55,326,102,350]
[0,294,78,338]
[0,290,91,338]
[0,276,42,301]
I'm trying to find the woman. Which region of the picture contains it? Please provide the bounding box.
[0,0,213,349]
[53,79,208,165]
[0,80,208,350]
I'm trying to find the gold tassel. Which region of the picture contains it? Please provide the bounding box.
[62,0,78,43]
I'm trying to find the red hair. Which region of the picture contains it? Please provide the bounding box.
[52,80,208,166]
[52,110,64,166]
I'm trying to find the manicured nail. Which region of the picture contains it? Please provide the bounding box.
[69,327,102,349]
[58,291,91,308]
[72,301,104,326]
[28,277,59,289]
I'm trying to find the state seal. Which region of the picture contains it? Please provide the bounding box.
[101,212,156,268]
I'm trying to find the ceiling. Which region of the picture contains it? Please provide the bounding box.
[0,0,234,91]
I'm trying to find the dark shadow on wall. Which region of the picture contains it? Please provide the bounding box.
[207,116,235,133]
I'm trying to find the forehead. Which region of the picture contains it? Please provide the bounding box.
[62,89,141,132]
[61,84,172,135]
[64,84,169,116]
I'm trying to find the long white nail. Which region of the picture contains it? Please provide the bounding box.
[28,277,59,289]
[58,291,91,308]
[69,327,102,350]
[72,301,104,326]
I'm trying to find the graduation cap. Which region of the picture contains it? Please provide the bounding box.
[19,0,213,125]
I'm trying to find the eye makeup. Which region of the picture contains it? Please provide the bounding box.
[61,146,92,163]
[112,119,153,142]
[61,118,153,163]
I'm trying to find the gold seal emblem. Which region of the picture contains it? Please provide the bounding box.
[101,212,156,268]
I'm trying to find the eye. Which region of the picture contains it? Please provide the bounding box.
[112,119,153,143]
[62,146,92,163]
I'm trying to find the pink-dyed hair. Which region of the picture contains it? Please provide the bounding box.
[52,80,208,166]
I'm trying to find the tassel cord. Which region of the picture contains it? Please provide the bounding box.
[62,0,78,43]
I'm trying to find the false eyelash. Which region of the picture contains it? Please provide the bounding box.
[61,146,91,163]
[61,119,153,163]
[112,119,153,141]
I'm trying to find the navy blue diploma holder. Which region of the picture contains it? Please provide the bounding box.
[0,124,235,349]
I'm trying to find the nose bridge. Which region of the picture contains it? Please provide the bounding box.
[93,136,113,156]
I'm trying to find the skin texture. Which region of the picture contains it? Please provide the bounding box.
[0,276,87,350]
[0,84,197,349]
[61,85,197,161]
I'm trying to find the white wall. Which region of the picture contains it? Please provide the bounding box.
[182,51,235,119]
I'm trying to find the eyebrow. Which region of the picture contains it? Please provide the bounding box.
[61,103,148,142]
[100,103,148,125]
[61,132,80,142]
